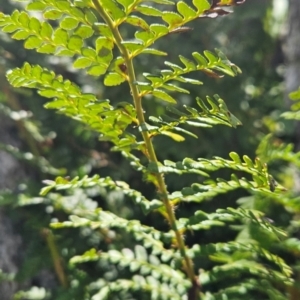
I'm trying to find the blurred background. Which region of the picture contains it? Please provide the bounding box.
[0,0,299,299]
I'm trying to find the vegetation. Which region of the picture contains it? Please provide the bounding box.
[0,0,299,299]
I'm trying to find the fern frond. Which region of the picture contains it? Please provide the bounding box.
[6,64,138,143]
[239,191,300,214]
[25,0,96,24]
[91,275,187,300]
[144,95,241,142]
[170,174,281,203]
[178,210,226,231]
[51,212,175,256]
[118,0,209,58]
[179,207,286,241]
[185,152,268,176]
[154,152,268,177]
[70,246,188,286]
[118,1,244,60]
[217,208,286,238]
[201,278,288,300]
[189,241,291,278]
[200,259,291,285]
[123,0,245,60]
[40,174,162,213]
[0,9,115,76]
[148,152,276,202]
[137,50,241,101]
[169,177,263,204]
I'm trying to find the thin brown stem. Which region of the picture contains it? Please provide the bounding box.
[42,229,68,288]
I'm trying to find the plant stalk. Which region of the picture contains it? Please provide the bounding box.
[42,229,68,288]
[92,0,198,295]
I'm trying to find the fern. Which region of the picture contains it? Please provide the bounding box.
[0,0,293,299]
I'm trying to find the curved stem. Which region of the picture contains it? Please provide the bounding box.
[92,0,198,294]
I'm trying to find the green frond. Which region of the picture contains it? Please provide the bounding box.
[51,211,175,256]
[174,152,268,177]
[0,7,114,75]
[148,152,274,201]
[189,241,292,281]
[240,191,300,214]
[200,259,291,285]
[70,246,189,287]
[121,1,244,60]
[177,207,275,233]
[40,174,162,213]
[195,241,291,276]
[216,207,286,238]
[178,207,286,245]
[26,0,95,25]
[178,210,226,231]
[168,178,258,203]
[201,279,288,300]
[6,64,138,143]
[91,276,187,300]
[138,50,241,98]
[145,95,241,141]
[130,0,209,27]
[168,174,283,204]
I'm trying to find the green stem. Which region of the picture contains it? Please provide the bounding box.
[92,0,198,295]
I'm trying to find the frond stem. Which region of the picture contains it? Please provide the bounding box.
[92,0,198,293]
